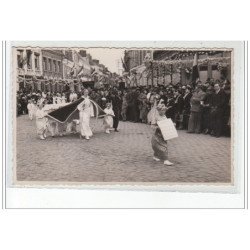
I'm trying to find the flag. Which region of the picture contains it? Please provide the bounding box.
[70,63,75,76]
[77,65,84,76]
[46,98,106,124]
[121,57,128,72]
[192,53,199,82]
[91,67,96,75]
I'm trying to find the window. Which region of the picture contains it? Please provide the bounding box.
[199,65,208,71]
[26,50,32,69]
[58,61,61,73]
[53,60,57,72]
[48,59,52,71]
[17,50,24,68]
[43,57,47,71]
[17,55,22,68]
[35,54,40,70]
[212,65,218,70]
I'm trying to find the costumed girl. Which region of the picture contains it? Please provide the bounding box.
[103,102,115,134]
[147,93,164,125]
[27,99,35,120]
[151,103,174,166]
[35,101,48,140]
[77,89,93,140]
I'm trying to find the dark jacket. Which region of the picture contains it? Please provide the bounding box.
[183,92,192,111]
[211,89,226,111]
[174,94,184,113]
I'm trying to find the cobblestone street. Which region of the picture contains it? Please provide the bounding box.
[16,115,231,183]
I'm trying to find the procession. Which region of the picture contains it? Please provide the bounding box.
[15,48,231,182]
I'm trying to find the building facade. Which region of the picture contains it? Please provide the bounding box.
[41,50,64,92]
[15,48,43,91]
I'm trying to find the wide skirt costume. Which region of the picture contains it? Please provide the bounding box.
[151,127,168,161]
[77,97,93,137]
[36,109,47,136]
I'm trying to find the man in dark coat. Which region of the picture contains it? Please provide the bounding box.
[210,83,227,137]
[174,89,184,129]
[180,86,192,130]
[108,90,122,132]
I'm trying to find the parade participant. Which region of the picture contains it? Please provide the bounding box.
[103,103,115,134]
[147,92,161,125]
[61,93,67,104]
[35,102,47,140]
[56,93,62,104]
[27,99,35,120]
[151,103,174,166]
[69,90,78,102]
[77,89,93,140]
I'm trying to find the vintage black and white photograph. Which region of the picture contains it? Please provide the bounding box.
[13,46,232,184]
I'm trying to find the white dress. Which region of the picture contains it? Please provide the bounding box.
[61,96,66,104]
[36,109,47,136]
[27,103,34,120]
[103,108,114,129]
[77,97,93,137]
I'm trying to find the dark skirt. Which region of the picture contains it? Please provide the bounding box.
[188,111,202,133]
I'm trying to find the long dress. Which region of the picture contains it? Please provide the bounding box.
[36,109,47,136]
[151,115,168,160]
[103,108,115,129]
[77,96,93,137]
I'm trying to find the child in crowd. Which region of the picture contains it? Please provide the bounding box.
[52,93,57,104]
[103,103,115,134]
[27,99,35,120]
[56,93,62,104]
[61,93,67,104]
[35,102,47,140]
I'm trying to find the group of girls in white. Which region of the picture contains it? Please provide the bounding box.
[27,89,174,165]
[28,89,115,140]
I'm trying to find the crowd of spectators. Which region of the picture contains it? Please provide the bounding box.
[17,78,231,138]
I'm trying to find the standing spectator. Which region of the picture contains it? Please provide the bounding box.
[180,85,192,130]
[138,89,147,123]
[108,90,122,132]
[121,90,128,121]
[223,84,231,136]
[174,89,184,129]
[201,86,213,134]
[210,83,227,137]
[165,91,175,121]
[188,84,206,134]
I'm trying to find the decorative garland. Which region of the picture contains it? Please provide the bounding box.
[142,57,231,77]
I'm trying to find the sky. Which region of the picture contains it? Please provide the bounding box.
[86,48,125,74]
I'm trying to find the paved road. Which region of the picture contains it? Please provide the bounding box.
[16,115,231,183]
